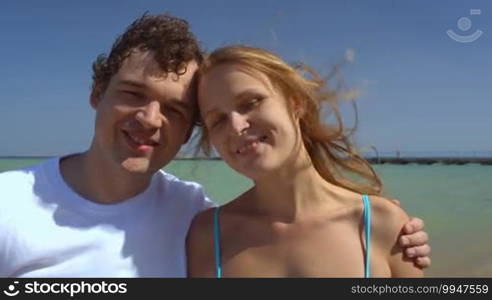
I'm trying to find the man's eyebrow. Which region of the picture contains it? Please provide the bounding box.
[118,79,146,88]
[203,107,220,120]
[168,99,192,112]
[118,80,192,111]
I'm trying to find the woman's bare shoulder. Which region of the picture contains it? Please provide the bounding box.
[369,195,408,220]
[368,195,409,245]
[368,195,423,277]
[186,207,217,277]
[188,207,216,239]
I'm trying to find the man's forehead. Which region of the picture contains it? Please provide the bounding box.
[119,49,198,81]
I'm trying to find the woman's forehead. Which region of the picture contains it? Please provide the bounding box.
[200,63,275,94]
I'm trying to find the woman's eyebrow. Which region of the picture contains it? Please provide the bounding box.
[234,89,264,100]
[202,89,265,117]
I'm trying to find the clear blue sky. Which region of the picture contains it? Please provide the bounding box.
[1,0,491,157]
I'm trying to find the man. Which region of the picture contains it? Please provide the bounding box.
[0,14,430,277]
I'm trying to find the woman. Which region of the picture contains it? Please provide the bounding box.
[187,46,424,277]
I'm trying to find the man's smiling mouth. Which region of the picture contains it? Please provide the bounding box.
[123,130,160,147]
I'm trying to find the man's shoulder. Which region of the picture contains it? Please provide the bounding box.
[153,170,216,209]
[0,157,59,202]
[0,165,38,190]
[156,170,203,190]
[1,157,57,184]
[0,162,49,219]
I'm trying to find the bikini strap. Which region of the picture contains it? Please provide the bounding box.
[362,194,371,278]
[213,206,222,278]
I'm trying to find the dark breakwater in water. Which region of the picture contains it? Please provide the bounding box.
[366,157,492,165]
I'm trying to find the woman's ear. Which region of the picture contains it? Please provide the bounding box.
[291,98,305,120]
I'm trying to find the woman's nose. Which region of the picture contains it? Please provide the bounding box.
[229,111,249,136]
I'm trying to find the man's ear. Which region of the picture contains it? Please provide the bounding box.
[90,83,104,109]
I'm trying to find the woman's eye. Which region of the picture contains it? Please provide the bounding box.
[251,97,262,104]
[249,98,259,106]
[241,97,263,111]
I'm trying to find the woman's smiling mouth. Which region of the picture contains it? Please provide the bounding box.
[235,135,267,155]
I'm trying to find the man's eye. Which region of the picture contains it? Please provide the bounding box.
[169,108,182,116]
[208,115,225,129]
[164,106,187,119]
[123,91,144,100]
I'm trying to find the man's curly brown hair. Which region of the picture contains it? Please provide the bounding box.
[92,13,203,92]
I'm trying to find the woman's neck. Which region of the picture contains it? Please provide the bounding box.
[246,152,347,222]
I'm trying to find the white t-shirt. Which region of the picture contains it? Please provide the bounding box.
[0,157,215,277]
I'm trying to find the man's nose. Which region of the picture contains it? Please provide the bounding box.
[135,101,162,129]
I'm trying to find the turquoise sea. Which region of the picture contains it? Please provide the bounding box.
[1,158,491,277]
